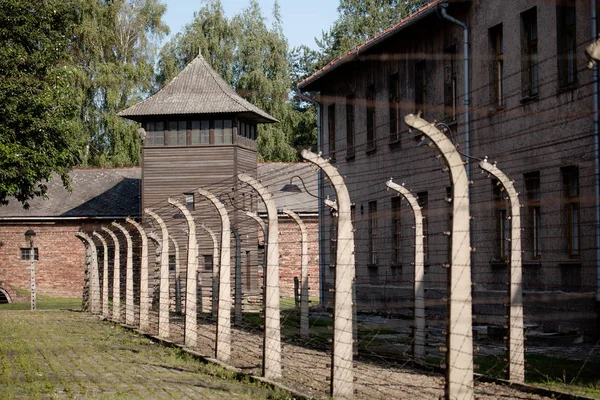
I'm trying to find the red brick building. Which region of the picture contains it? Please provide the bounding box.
[0,164,319,303]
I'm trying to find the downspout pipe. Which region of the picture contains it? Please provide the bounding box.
[591,0,600,304]
[295,88,325,305]
[439,3,470,179]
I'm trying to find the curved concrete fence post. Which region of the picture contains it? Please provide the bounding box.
[168,198,197,348]
[102,227,121,322]
[301,150,355,399]
[197,188,231,363]
[237,173,281,381]
[282,208,310,339]
[93,232,110,318]
[479,159,524,383]
[127,218,150,331]
[199,223,219,318]
[145,209,170,339]
[112,222,134,326]
[170,236,182,314]
[385,180,426,363]
[405,114,474,400]
[75,232,100,314]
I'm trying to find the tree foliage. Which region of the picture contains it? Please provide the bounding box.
[0,0,84,206]
[315,0,427,68]
[73,0,169,168]
[158,0,316,161]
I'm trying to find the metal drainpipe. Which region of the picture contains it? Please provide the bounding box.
[439,3,470,177]
[295,88,324,305]
[592,0,600,304]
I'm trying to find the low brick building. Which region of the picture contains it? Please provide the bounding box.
[0,164,319,303]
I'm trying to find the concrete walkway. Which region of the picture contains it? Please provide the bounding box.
[0,311,289,399]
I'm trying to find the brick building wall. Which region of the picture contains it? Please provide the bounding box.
[0,222,92,299]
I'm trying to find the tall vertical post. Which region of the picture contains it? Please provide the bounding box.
[27,232,37,311]
[93,232,110,317]
[112,222,134,326]
[405,114,473,400]
[231,228,243,325]
[246,211,268,304]
[170,236,182,314]
[126,218,150,331]
[301,150,354,399]
[145,209,170,338]
[168,198,197,348]
[75,232,100,314]
[479,159,524,383]
[199,223,219,318]
[197,188,231,363]
[238,173,281,381]
[102,227,121,322]
[386,180,426,362]
[282,208,310,339]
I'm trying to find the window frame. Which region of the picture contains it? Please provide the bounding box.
[490,24,504,108]
[346,96,355,159]
[521,7,539,98]
[524,171,542,259]
[557,0,577,88]
[417,191,429,263]
[368,200,378,266]
[444,46,458,121]
[366,85,377,152]
[389,73,401,143]
[562,166,580,257]
[391,196,402,266]
[328,104,336,162]
[20,247,39,261]
[415,60,427,117]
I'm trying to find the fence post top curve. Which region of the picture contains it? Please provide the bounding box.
[386,180,421,209]
[478,159,520,201]
[100,226,118,239]
[92,231,107,245]
[324,198,337,211]
[238,173,271,198]
[75,231,92,243]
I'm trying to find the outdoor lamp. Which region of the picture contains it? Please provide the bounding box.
[24,229,36,247]
[280,175,318,198]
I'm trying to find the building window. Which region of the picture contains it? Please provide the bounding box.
[524,171,541,259]
[444,46,458,122]
[169,255,176,271]
[391,196,402,265]
[185,193,195,211]
[490,24,504,108]
[557,0,577,87]
[204,255,213,272]
[144,121,164,146]
[168,121,186,145]
[415,60,426,116]
[368,201,378,265]
[562,166,580,257]
[191,120,210,144]
[521,8,539,98]
[366,85,376,152]
[328,104,336,161]
[346,97,355,158]
[417,192,428,263]
[493,180,509,261]
[20,248,39,261]
[389,73,400,142]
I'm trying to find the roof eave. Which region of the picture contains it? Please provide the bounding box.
[298,1,442,91]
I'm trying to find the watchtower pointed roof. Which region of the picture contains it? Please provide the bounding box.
[118,53,277,124]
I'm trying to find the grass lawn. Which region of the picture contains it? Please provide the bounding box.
[0,310,293,399]
[0,289,82,311]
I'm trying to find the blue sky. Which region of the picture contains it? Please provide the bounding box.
[161,0,339,50]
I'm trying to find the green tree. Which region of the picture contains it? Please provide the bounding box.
[315,0,425,68]
[0,0,85,206]
[158,0,299,161]
[74,0,169,167]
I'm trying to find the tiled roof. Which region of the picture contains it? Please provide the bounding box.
[0,168,141,219]
[298,0,443,91]
[0,163,318,219]
[118,54,278,124]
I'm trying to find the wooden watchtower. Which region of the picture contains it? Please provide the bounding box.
[119,54,277,300]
